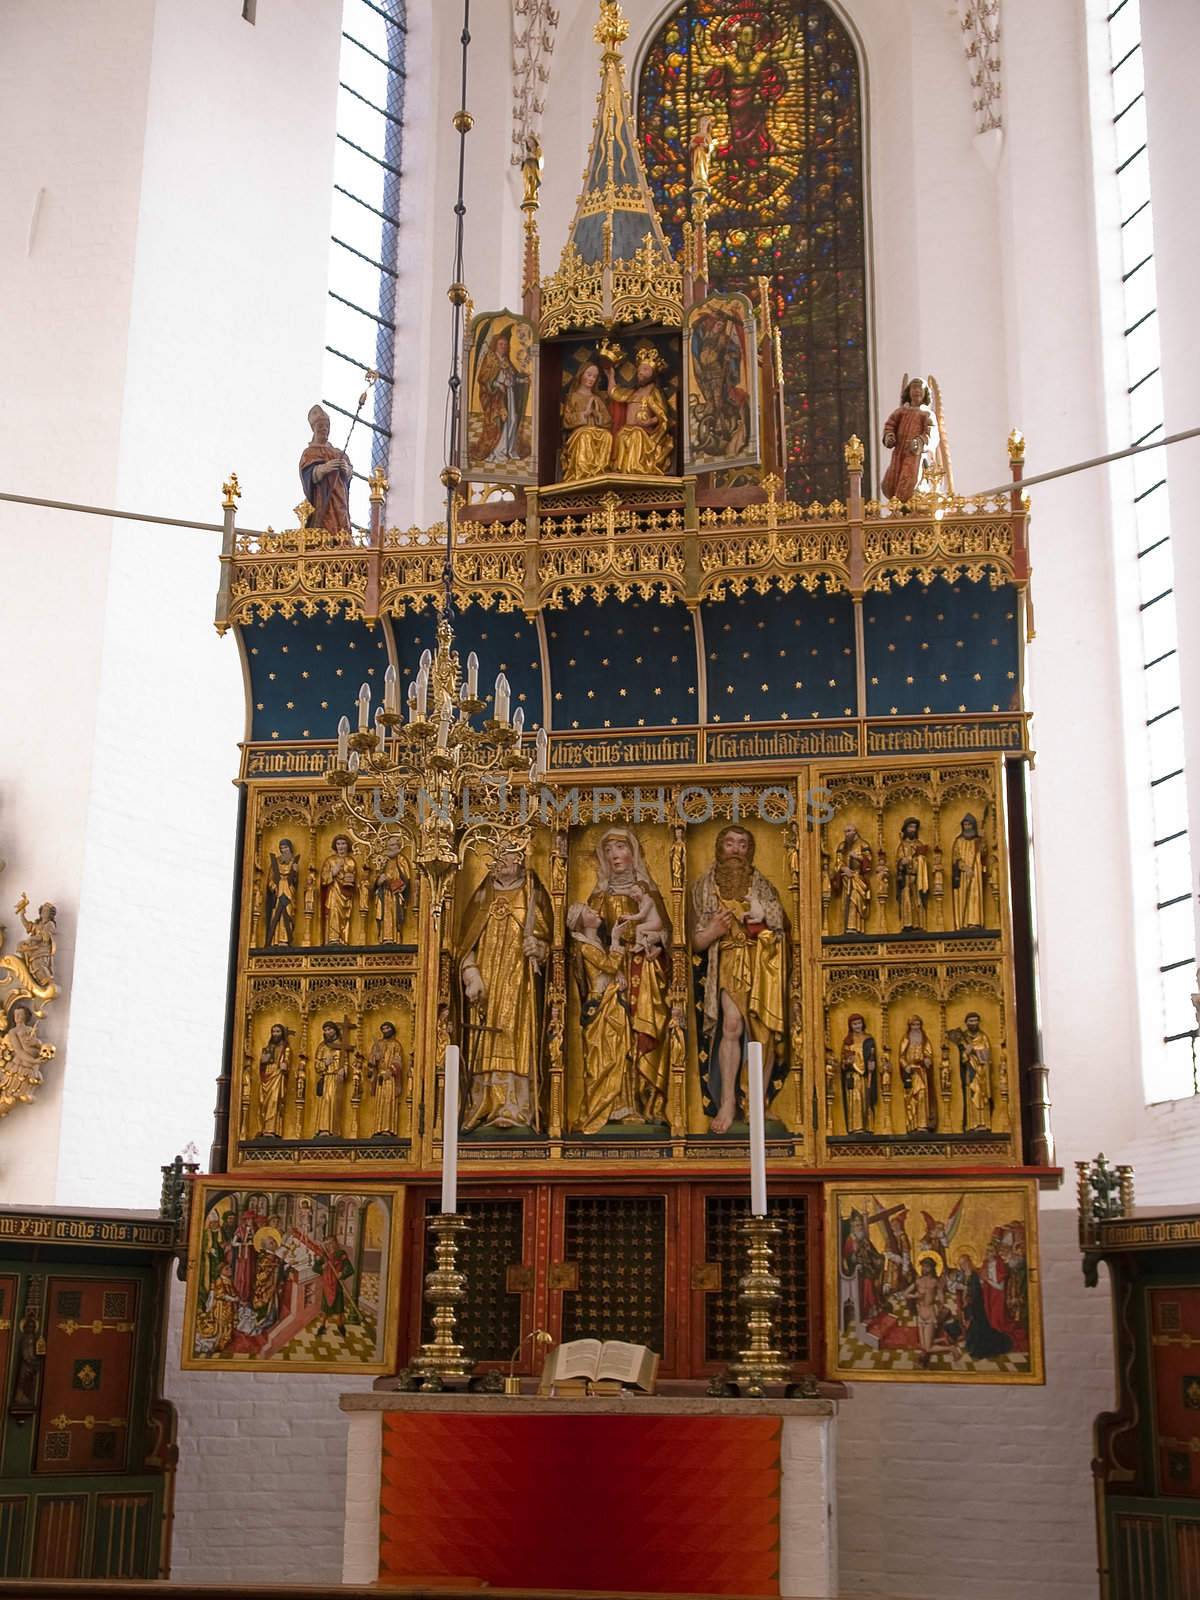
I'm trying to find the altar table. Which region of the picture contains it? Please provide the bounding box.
[340,1392,838,1599]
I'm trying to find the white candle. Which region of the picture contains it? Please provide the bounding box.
[437,703,452,750]
[747,1040,767,1216]
[407,680,418,719]
[336,715,350,765]
[535,726,548,778]
[415,666,428,720]
[494,673,510,724]
[512,705,525,748]
[357,681,371,731]
[384,663,398,713]
[442,1045,459,1214]
[466,651,479,699]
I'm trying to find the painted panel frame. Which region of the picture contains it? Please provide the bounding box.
[462,310,539,486]
[825,1177,1043,1383]
[683,291,760,474]
[180,1180,403,1374]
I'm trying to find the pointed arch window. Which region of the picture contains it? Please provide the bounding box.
[638,0,869,502]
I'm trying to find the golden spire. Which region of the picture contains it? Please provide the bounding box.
[594,1,629,54]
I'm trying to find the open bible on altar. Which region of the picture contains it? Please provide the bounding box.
[541,1339,660,1396]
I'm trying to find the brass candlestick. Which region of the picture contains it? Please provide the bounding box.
[412,1212,473,1389]
[727,1214,791,1398]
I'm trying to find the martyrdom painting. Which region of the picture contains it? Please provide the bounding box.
[638,1,869,502]
[827,1181,1042,1382]
[181,1183,401,1373]
[463,311,537,484]
[684,292,760,472]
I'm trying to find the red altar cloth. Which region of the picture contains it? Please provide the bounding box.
[379,1411,782,1595]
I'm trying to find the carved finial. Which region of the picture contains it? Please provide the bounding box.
[844,436,865,475]
[1007,427,1025,465]
[369,464,388,503]
[594,0,629,53]
[294,500,314,530]
[221,471,241,509]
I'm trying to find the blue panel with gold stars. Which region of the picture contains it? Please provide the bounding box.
[244,615,390,743]
[544,596,698,731]
[700,586,856,724]
[864,579,1020,717]
[391,607,546,730]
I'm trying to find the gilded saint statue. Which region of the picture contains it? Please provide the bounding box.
[264,838,300,947]
[951,813,988,930]
[830,824,872,936]
[610,345,673,476]
[881,376,934,502]
[690,825,787,1134]
[560,361,613,482]
[320,835,358,946]
[0,1002,52,1114]
[312,1020,349,1138]
[839,1014,877,1135]
[898,1014,935,1135]
[895,817,930,932]
[365,1020,406,1137]
[457,847,552,1133]
[257,1022,292,1139]
[948,1011,993,1132]
[572,828,673,1131]
[370,836,411,945]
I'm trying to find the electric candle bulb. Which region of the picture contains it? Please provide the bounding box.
[466,651,479,699]
[415,667,428,720]
[494,673,510,725]
[357,681,371,732]
[513,706,525,740]
[535,726,548,778]
[384,663,398,713]
[337,716,350,765]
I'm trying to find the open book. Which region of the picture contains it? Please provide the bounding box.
[541,1339,660,1396]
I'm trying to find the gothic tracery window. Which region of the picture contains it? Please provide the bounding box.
[638,0,868,502]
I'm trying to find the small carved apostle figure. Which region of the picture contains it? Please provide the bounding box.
[299,404,352,536]
[670,823,686,893]
[320,835,358,946]
[521,133,543,208]
[14,898,56,986]
[948,1011,993,1132]
[584,827,673,1127]
[895,817,930,932]
[312,1021,348,1138]
[371,836,410,945]
[690,111,716,193]
[829,824,872,936]
[560,361,613,482]
[610,345,673,476]
[265,838,300,947]
[257,1022,292,1139]
[839,1013,877,1135]
[457,846,552,1133]
[881,376,934,502]
[951,812,988,930]
[568,901,637,1134]
[365,1020,406,1137]
[691,824,787,1134]
[898,1013,935,1134]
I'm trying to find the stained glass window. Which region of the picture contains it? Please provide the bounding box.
[638,1,868,503]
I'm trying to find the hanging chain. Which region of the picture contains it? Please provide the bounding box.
[441,0,474,613]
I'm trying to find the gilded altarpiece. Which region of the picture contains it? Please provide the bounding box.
[205,0,1046,1387]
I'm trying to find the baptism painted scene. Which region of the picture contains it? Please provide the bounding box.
[182,1184,400,1373]
[828,1181,1042,1382]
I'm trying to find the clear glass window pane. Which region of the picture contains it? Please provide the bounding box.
[333,139,388,212]
[1151,771,1189,839]
[1108,8,1141,69]
[1154,833,1192,902]
[1148,712,1186,779]
[1120,205,1154,274]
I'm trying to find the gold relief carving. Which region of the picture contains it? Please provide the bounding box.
[0,874,61,1123]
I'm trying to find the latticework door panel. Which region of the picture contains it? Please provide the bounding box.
[560,1195,666,1353]
[703,1195,810,1364]
[421,1197,524,1362]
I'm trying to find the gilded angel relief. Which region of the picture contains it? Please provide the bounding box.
[0,880,60,1121]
